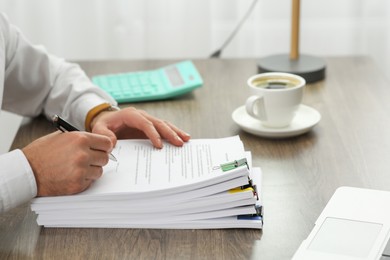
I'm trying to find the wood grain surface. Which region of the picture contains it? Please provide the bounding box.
[2,57,390,260]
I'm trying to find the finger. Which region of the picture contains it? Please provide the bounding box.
[139,111,187,146]
[85,165,104,181]
[153,120,185,147]
[165,121,191,142]
[122,111,163,148]
[88,149,110,167]
[140,121,163,148]
[86,133,114,153]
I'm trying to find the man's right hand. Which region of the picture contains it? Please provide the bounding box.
[22,131,113,196]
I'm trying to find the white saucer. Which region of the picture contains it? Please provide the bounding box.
[232,104,321,138]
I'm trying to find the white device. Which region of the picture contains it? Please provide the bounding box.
[293,186,390,260]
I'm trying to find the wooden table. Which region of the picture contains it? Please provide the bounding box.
[2,57,390,259]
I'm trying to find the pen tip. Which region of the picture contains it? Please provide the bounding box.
[110,154,117,162]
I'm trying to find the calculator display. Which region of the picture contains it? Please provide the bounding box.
[164,66,185,87]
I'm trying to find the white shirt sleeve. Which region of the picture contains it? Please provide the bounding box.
[0,149,37,212]
[1,12,117,130]
[0,13,117,213]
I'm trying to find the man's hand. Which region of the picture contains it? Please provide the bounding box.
[90,107,191,148]
[22,131,113,196]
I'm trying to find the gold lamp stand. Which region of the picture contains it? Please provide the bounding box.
[257,0,326,83]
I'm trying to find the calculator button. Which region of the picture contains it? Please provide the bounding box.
[132,87,141,95]
[142,88,152,94]
[127,76,137,86]
[139,77,149,85]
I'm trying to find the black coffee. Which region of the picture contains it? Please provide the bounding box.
[252,79,298,89]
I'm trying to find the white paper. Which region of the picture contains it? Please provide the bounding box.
[32,136,247,204]
[31,137,263,230]
[92,135,246,193]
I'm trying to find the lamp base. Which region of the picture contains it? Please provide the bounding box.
[257,54,326,83]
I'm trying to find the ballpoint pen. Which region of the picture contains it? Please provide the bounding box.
[52,114,117,162]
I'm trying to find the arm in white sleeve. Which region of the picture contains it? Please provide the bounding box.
[0,12,116,130]
[0,13,116,213]
[0,150,37,212]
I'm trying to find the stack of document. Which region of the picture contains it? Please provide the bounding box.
[31,136,263,229]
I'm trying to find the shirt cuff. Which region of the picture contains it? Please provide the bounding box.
[68,93,117,131]
[0,149,37,212]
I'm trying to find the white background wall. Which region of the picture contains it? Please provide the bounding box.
[0,0,389,77]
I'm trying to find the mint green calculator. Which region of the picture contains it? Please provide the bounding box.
[92,60,203,103]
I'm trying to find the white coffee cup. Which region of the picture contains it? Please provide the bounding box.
[245,72,305,128]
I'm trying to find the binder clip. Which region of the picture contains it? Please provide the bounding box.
[214,158,249,172]
[240,182,259,201]
[237,204,263,221]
